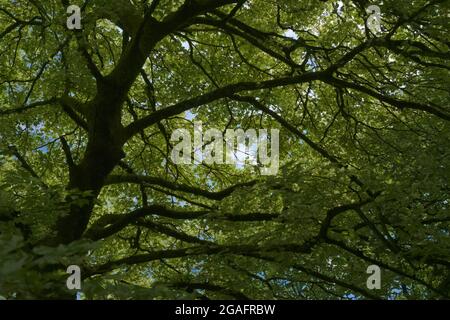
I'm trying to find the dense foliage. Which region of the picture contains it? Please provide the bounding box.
[0,0,449,299]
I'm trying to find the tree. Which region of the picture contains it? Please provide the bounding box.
[0,0,449,299]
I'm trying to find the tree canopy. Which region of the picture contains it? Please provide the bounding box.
[0,0,449,299]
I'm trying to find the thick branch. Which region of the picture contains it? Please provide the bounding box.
[124,70,328,139]
[105,174,256,200]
